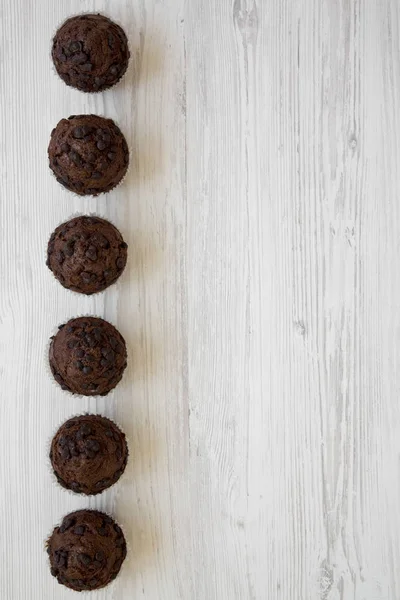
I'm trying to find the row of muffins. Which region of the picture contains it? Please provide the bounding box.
[45,13,133,593]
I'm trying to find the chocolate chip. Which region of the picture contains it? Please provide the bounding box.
[50,567,58,577]
[87,152,97,163]
[60,517,75,532]
[73,525,85,535]
[55,552,67,567]
[106,429,114,438]
[69,41,82,53]
[92,171,102,179]
[107,151,116,161]
[108,34,115,49]
[98,527,108,536]
[117,257,125,269]
[109,65,119,76]
[79,554,92,567]
[71,52,88,65]
[80,272,92,283]
[104,368,114,380]
[103,269,113,279]
[67,326,75,333]
[60,446,70,460]
[100,358,109,367]
[85,335,96,348]
[85,439,100,452]
[96,140,106,151]
[81,62,93,72]
[73,127,84,139]
[75,348,84,358]
[109,337,118,350]
[82,366,93,375]
[76,424,92,440]
[61,142,70,153]
[101,347,115,359]
[94,76,105,87]
[95,551,104,561]
[75,360,84,370]
[88,579,99,588]
[93,327,103,341]
[114,469,123,479]
[69,151,82,167]
[70,482,80,492]
[65,420,76,429]
[58,436,67,446]
[115,537,125,547]
[86,354,96,362]
[120,241,128,249]
[85,245,97,261]
[64,241,75,257]
[67,339,77,349]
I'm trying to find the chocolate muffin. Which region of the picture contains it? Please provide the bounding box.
[50,414,128,495]
[48,114,129,196]
[49,317,127,396]
[47,216,128,294]
[47,509,127,591]
[52,14,129,93]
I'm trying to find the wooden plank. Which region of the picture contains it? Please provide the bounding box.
[0,0,400,598]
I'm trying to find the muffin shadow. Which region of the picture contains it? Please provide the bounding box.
[117,422,163,578]
[125,331,160,384]
[123,230,163,284]
[116,36,166,188]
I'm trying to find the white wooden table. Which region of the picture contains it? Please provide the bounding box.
[1,0,399,598]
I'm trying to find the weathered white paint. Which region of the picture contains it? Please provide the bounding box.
[0,0,399,598]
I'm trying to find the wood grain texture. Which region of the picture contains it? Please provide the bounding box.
[0,0,399,598]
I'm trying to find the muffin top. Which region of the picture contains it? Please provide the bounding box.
[47,216,128,294]
[47,509,127,591]
[49,316,127,396]
[50,414,128,495]
[48,114,129,196]
[52,13,129,92]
